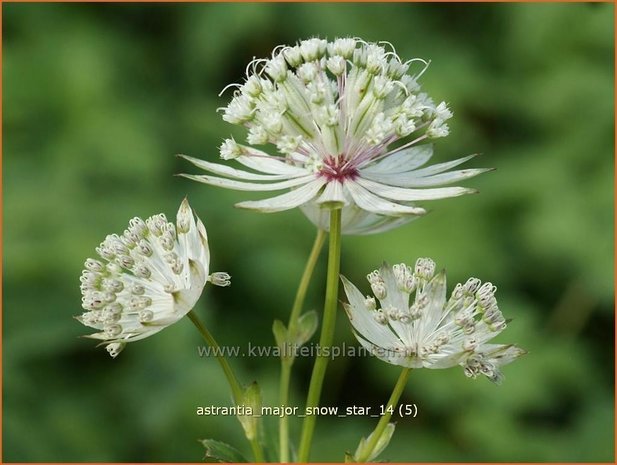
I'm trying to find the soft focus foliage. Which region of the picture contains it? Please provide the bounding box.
[3,3,614,462]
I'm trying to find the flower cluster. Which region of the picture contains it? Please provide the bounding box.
[342,259,525,383]
[180,37,489,234]
[77,199,229,358]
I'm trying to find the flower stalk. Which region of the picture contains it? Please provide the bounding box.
[187,310,265,463]
[298,208,342,462]
[279,229,326,462]
[355,368,411,463]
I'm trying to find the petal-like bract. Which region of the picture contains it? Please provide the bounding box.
[342,259,525,383]
[77,199,225,357]
[180,38,488,234]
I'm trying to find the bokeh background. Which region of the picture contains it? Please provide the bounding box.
[3,2,614,462]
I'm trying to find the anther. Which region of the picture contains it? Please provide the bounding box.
[133,264,152,279]
[138,240,153,257]
[85,259,105,273]
[106,342,124,358]
[463,277,481,294]
[105,324,122,338]
[130,284,145,295]
[118,255,135,270]
[139,310,154,323]
[373,310,388,325]
[209,272,231,287]
[102,279,124,293]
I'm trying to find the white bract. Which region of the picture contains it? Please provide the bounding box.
[342,259,525,383]
[77,199,229,358]
[180,37,490,235]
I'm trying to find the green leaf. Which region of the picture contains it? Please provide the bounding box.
[370,422,396,461]
[241,381,262,414]
[272,319,288,349]
[200,439,248,463]
[237,382,262,441]
[354,423,396,462]
[295,310,319,346]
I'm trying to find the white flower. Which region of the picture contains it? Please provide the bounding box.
[179,38,490,234]
[77,199,229,358]
[341,259,525,383]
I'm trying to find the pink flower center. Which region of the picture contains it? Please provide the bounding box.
[318,155,359,182]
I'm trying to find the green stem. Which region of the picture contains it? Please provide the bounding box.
[297,208,342,462]
[288,229,327,335]
[279,230,326,463]
[250,440,265,464]
[187,310,265,463]
[356,368,411,463]
[279,362,293,462]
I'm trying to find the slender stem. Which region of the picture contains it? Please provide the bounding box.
[297,208,342,462]
[188,310,243,402]
[187,310,265,463]
[279,362,293,462]
[288,229,327,334]
[250,440,265,464]
[356,368,411,463]
[279,230,327,463]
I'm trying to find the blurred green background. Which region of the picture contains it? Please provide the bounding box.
[3,2,614,462]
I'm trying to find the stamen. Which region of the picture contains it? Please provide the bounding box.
[218,82,242,98]
[373,310,388,325]
[209,272,231,287]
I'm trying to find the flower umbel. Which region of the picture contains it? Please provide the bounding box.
[179,37,490,234]
[342,259,525,383]
[77,199,229,358]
